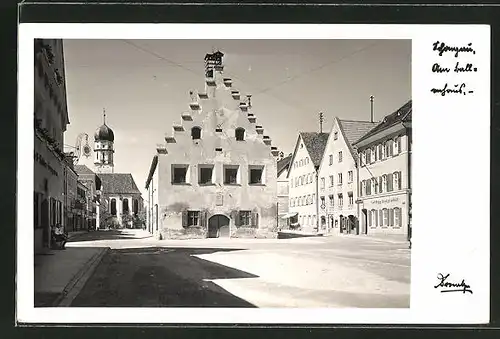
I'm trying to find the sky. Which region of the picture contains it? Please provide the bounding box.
[62,39,411,198]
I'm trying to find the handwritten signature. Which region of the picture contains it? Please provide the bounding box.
[434,273,473,294]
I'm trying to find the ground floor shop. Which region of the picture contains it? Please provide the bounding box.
[34,137,64,254]
[358,191,410,237]
[321,206,359,235]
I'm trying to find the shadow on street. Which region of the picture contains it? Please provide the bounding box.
[67,229,148,242]
[71,247,258,308]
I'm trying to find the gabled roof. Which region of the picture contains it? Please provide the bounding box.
[75,165,95,175]
[337,119,379,162]
[277,155,292,176]
[300,132,330,168]
[98,173,142,195]
[355,100,412,144]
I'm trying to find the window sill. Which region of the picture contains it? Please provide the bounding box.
[249,183,266,186]
[224,183,241,186]
[172,183,192,186]
[199,183,216,186]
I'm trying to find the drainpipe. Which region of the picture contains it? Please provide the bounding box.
[315,168,320,233]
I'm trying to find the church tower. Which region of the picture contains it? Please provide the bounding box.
[94,110,115,173]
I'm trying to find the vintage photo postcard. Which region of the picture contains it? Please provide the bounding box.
[17,23,490,325]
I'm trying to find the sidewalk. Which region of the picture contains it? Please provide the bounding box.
[34,246,109,307]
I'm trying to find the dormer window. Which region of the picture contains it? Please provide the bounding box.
[191,126,201,140]
[235,127,245,141]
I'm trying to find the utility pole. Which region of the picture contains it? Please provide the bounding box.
[370,95,374,123]
[319,112,324,133]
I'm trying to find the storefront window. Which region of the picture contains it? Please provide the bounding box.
[394,207,402,227]
[383,208,389,226]
[372,209,378,227]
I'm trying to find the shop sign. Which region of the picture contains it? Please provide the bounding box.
[371,197,399,205]
[34,151,59,177]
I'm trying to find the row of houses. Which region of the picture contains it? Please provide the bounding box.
[34,38,144,254]
[143,50,411,241]
[283,101,412,239]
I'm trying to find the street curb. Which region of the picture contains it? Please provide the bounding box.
[54,247,110,307]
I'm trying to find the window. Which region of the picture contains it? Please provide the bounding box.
[366,149,371,164]
[348,192,354,206]
[216,128,223,132]
[338,151,343,163]
[320,177,325,190]
[366,179,371,195]
[235,128,245,141]
[389,208,395,227]
[388,140,394,157]
[360,181,365,197]
[382,175,387,193]
[372,146,377,162]
[329,195,334,206]
[111,198,117,216]
[329,154,333,165]
[394,207,402,227]
[371,209,378,227]
[382,208,389,226]
[224,165,240,184]
[320,196,325,207]
[394,171,401,190]
[329,175,334,187]
[394,137,401,155]
[348,171,353,183]
[338,173,343,185]
[371,178,377,195]
[172,165,189,184]
[249,165,264,184]
[381,143,386,159]
[133,200,139,215]
[215,147,223,152]
[188,211,199,227]
[334,131,338,140]
[123,198,129,214]
[387,173,394,192]
[239,211,252,226]
[338,193,343,206]
[199,165,214,185]
[379,210,384,226]
[378,144,383,160]
[191,126,201,140]
[378,176,383,193]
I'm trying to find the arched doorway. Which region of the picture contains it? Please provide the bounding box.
[208,214,230,238]
[339,214,344,234]
[348,215,358,234]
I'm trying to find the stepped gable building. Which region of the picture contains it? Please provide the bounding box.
[286,132,329,233]
[318,118,377,235]
[33,39,70,253]
[353,100,412,240]
[145,50,280,239]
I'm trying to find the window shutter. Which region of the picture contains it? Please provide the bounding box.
[387,173,393,191]
[200,211,207,228]
[398,171,402,189]
[251,212,259,228]
[182,210,188,227]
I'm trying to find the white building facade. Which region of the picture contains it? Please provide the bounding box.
[287,132,329,233]
[354,100,412,239]
[318,118,377,235]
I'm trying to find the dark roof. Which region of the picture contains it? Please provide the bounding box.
[338,119,379,160]
[94,123,115,142]
[355,100,412,144]
[300,132,330,167]
[74,165,95,175]
[277,155,292,175]
[98,173,142,195]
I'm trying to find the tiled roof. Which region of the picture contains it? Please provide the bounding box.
[277,155,292,175]
[98,173,142,195]
[300,132,330,167]
[338,119,379,160]
[355,100,412,144]
[74,165,95,175]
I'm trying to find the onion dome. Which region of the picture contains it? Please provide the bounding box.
[94,124,114,142]
[94,109,115,142]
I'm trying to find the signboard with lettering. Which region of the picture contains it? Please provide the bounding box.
[34,152,59,177]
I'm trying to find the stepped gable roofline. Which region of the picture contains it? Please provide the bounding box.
[354,99,412,145]
[277,155,292,176]
[336,117,379,165]
[98,173,142,195]
[299,132,330,168]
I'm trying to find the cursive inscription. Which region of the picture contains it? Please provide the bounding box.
[432,41,476,57]
[434,273,473,294]
[430,83,473,96]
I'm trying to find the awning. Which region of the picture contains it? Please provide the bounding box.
[281,212,298,219]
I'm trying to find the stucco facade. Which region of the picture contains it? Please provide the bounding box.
[277,155,292,230]
[354,100,412,239]
[146,51,280,239]
[33,39,69,253]
[318,118,377,235]
[287,133,329,233]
